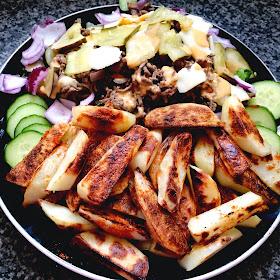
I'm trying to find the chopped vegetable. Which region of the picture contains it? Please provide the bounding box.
[234,75,256,93]
[21,36,45,66]
[0,74,27,94]
[235,68,253,81]
[44,100,72,124]
[95,8,122,25]
[211,34,236,49]
[79,93,95,105]
[25,67,49,95]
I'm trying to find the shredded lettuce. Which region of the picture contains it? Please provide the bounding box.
[235,68,253,82]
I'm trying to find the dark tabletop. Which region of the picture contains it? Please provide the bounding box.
[0,0,280,279]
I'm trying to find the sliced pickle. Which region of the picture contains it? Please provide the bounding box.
[159,29,191,61]
[146,6,193,31]
[51,22,86,51]
[225,48,254,77]
[38,67,55,97]
[45,46,58,66]
[88,24,139,47]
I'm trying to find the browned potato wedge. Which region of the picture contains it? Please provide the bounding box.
[129,129,163,173]
[72,231,149,278]
[79,134,121,180]
[217,184,238,204]
[46,129,89,191]
[66,186,81,212]
[71,105,136,133]
[188,192,268,243]
[189,165,221,214]
[77,125,148,205]
[221,95,271,156]
[149,240,178,258]
[149,131,177,190]
[44,191,67,204]
[108,189,145,219]
[79,205,150,241]
[144,103,223,128]
[247,151,280,195]
[237,215,262,228]
[23,144,68,207]
[157,132,192,212]
[179,228,243,271]
[110,169,130,197]
[207,128,250,177]
[6,122,69,187]
[134,168,189,255]
[192,133,215,176]
[39,200,96,231]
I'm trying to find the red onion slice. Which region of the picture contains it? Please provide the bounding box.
[0,74,27,94]
[137,0,147,10]
[215,112,222,119]
[212,34,236,49]
[21,36,45,66]
[59,98,76,110]
[208,28,220,36]
[80,93,95,105]
[172,8,186,15]
[234,75,256,94]
[26,67,49,95]
[44,100,72,124]
[95,8,121,25]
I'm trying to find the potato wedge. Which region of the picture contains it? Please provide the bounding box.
[129,129,163,173]
[66,186,81,212]
[157,132,192,212]
[149,131,177,190]
[144,103,223,128]
[110,169,130,197]
[149,240,178,258]
[108,189,145,219]
[207,128,250,177]
[188,191,268,243]
[72,231,149,278]
[6,122,69,187]
[71,105,136,133]
[179,228,243,271]
[47,129,89,191]
[39,200,96,231]
[214,150,250,194]
[221,95,271,156]
[192,133,214,176]
[217,184,238,204]
[247,151,280,195]
[237,215,262,228]
[134,169,189,255]
[79,205,150,241]
[78,125,148,205]
[189,165,221,214]
[23,144,68,207]
[44,191,67,204]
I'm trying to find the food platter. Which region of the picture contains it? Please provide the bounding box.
[0,4,280,280]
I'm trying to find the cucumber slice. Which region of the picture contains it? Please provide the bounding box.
[248,81,280,119]
[22,124,51,134]
[14,115,51,137]
[7,103,46,139]
[5,131,43,168]
[245,106,276,132]
[257,125,280,154]
[6,94,48,120]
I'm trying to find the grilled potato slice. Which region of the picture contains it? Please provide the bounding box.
[149,131,177,190]
[6,122,69,187]
[247,151,280,195]
[189,165,221,214]
[192,133,214,176]
[129,129,163,173]
[217,184,238,204]
[237,215,262,228]
[77,125,148,205]
[71,105,136,133]
[39,200,96,231]
[72,231,149,278]
[157,132,192,212]
[79,205,150,241]
[47,129,89,191]
[134,168,189,255]
[66,186,81,212]
[144,103,223,128]
[149,240,178,258]
[179,228,243,271]
[221,95,271,156]
[110,169,130,197]
[188,192,268,243]
[23,144,68,207]
[207,128,250,177]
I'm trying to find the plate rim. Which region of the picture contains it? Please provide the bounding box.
[0,4,279,280]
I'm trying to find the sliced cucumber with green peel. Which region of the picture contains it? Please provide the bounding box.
[257,125,280,154]
[7,94,48,120]
[22,124,51,134]
[245,106,276,132]
[7,103,46,138]
[5,131,43,168]
[248,81,280,119]
[14,115,51,137]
